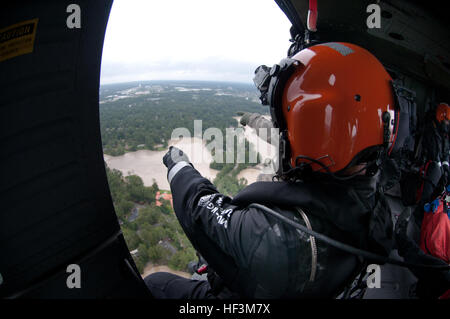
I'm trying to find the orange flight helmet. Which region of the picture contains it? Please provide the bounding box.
[280,42,396,173]
[436,102,449,123]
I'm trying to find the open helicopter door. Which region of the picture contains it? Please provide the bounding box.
[0,0,152,298]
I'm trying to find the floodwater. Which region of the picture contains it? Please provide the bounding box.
[104,137,219,190]
[103,118,278,190]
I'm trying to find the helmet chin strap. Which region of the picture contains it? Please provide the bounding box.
[279,155,364,182]
[382,111,392,147]
[278,145,384,182]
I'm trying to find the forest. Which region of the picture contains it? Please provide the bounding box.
[106,165,196,274]
[100,81,265,155]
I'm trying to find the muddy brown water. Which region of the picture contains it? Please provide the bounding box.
[103,121,277,189]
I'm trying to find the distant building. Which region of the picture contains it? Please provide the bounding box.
[156,191,173,207]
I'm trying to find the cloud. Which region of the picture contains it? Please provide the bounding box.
[100,0,292,84]
[100,58,261,84]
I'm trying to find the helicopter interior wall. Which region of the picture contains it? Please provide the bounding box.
[276,0,450,131]
[0,0,150,298]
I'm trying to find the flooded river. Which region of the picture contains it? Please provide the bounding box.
[103,117,277,190]
[233,116,278,182]
[104,137,219,190]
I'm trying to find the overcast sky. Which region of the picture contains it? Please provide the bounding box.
[100,0,292,84]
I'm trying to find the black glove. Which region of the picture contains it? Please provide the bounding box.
[239,112,251,126]
[163,146,191,171]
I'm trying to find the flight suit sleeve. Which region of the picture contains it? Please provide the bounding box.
[167,164,297,297]
[167,164,274,270]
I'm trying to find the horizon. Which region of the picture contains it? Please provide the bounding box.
[100,0,292,85]
[99,79,256,87]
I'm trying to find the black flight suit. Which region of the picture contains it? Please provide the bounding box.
[144,164,394,298]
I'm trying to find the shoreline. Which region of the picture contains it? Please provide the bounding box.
[141,263,191,279]
[104,120,277,189]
